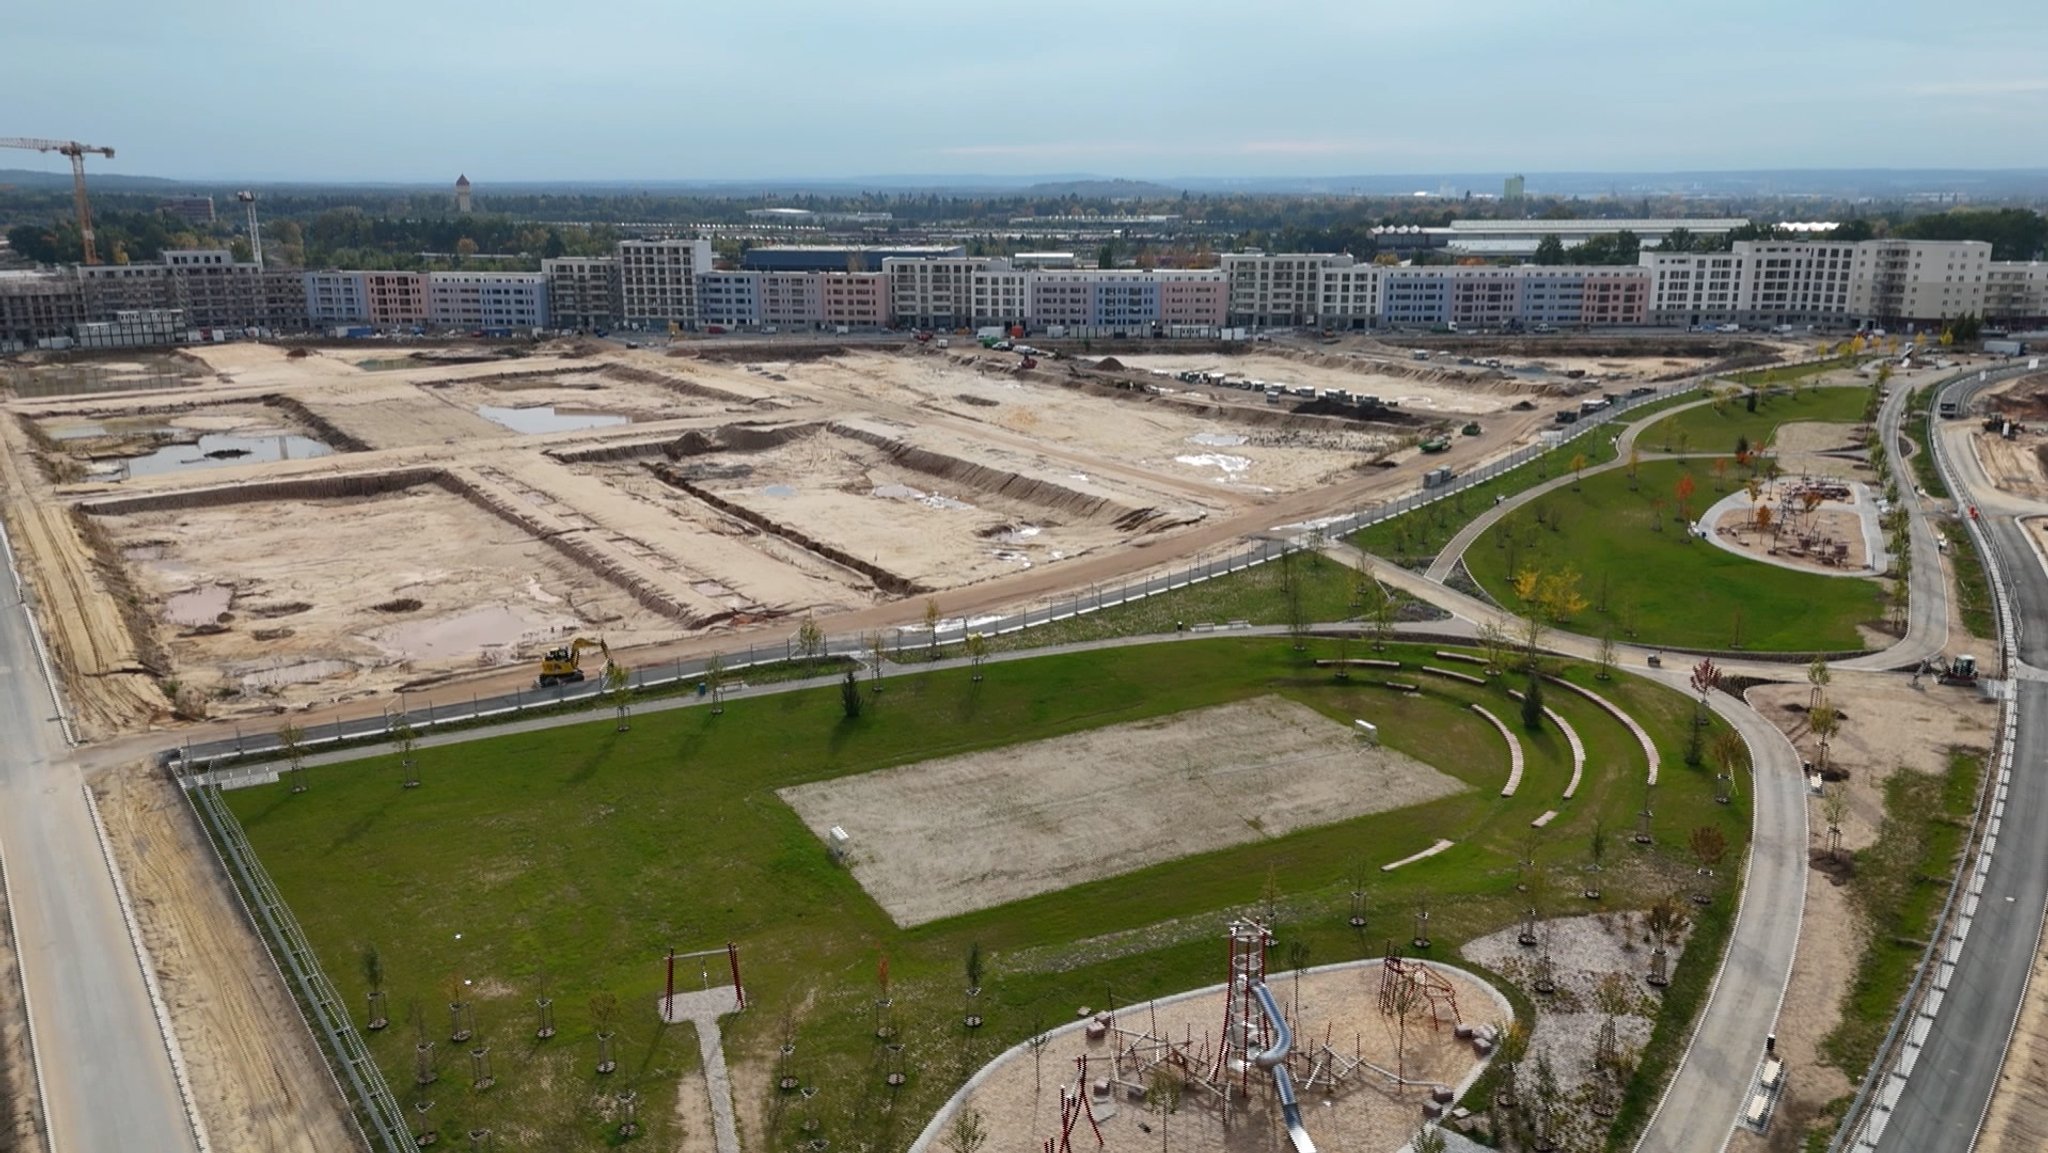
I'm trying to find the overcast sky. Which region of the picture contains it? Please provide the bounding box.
[7,0,2047,183]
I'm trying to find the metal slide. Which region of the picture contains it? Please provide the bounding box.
[1250,982,1318,1153]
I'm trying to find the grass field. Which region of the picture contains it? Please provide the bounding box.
[1729,355,1863,387]
[1641,382,1873,457]
[1467,459,1881,652]
[225,638,1744,1151]
[1351,391,1702,568]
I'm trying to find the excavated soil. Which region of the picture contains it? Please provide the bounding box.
[777,695,1467,927]
[92,766,357,1152]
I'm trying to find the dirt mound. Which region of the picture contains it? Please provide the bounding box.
[371,597,422,613]
[1093,356,1125,371]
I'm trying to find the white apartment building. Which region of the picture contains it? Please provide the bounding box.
[427,272,550,331]
[542,257,620,331]
[1220,252,1354,328]
[1987,262,2048,324]
[617,238,715,329]
[1645,238,1993,328]
[971,263,1030,327]
[304,271,370,325]
[883,256,987,329]
[1316,265,1383,329]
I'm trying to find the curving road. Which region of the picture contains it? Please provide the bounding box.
[1858,368,2048,1153]
[0,531,198,1152]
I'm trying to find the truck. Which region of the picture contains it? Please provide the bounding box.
[1985,338,2028,357]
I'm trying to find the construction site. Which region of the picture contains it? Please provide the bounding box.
[0,335,1666,737]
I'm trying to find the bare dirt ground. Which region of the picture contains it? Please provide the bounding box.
[91,480,680,718]
[1971,430,2048,503]
[1771,420,1874,482]
[930,961,1500,1153]
[778,696,1467,927]
[1112,351,1542,415]
[1711,502,1874,573]
[0,852,46,1153]
[91,765,358,1152]
[1733,673,1997,1151]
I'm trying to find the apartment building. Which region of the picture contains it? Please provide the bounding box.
[542,257,621,331]
[79,263,170,316]
[759,273,822,329]
[1316,265,1382,329]
[0,270,85,347]
[1645,238,1992,328]
[1380,265,1648,329]
[364,272,428,328]
[819,272,888,329]
[618,238,714,329]
[1987,262,2048,325]
[741,245,961,273]
[698,271,762,328]
[1220,252,1353,327]
[158,250,306,330]
[883,256,985,329]
[1157,270,1229,331]
[971,263,1030,327]
[427,272,549,331]
[304,271,370,325]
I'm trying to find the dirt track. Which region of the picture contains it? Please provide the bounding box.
[92,767,358,1152]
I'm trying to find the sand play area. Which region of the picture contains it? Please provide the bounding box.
[777,695,1467,927]
[915,958,1505,1153]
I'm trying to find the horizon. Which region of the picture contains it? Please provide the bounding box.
[8,0,2047,183]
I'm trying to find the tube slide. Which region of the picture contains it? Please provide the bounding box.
[1250,982,1318,1153]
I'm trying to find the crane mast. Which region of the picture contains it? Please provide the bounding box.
[0,137,118,265]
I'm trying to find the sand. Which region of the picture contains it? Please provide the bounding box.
[920,960,1503,1153]
[92,766,358,1151]
[777,696,1468,927]
[1112,352,1537,416]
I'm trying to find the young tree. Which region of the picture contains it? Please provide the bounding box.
[964,632,989,682]
[868,631,887,693]
[1597,626,1618,681]
[943,1107,989,1153]
[1586,818,1607,898]
[796,613,824,676]
[1371,591,1396,652]
[840,666,864,719]
[279,721,307,794]
[1477,618,1510,675]
[1689,825,1727,875]
[604,659,631,732]
[1674,473,1698,529]
[362,944,388,1030]
[1822,789,1849,860]
[1521,670,1546,732]
[1810,702,1840,772]
[703,651,726,715]
[1570,452,1588,490]
[1806,655,1832,711]
[391,717,419,789]
[1280,548,1308,650]
[1412,1122,1448,1153]
[1145,1064,1184,1153]
[1649,495,1666,531]
[923,598,942,660]
[1690,659,1721,727]
[1626,445,1642,490]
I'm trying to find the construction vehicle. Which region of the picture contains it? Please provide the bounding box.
[538,636,612,687]
[1,137,116,264]
[1018,355,1038,370]
[1418,436,1450,453]
[1937,654,1978,686]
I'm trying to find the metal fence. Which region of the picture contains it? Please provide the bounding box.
[185,782,412,1152]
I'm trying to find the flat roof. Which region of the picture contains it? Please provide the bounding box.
[1446,218,1749,234]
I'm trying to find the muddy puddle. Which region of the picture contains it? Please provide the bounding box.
[477,405,631,434]
[5,362,207,399]
[123,433,334,478]
[166,583,233,627]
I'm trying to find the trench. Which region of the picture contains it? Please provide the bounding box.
[645,462,922,597]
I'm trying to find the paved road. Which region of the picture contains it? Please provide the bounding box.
[1866,371,2048,1152]
[0,539,197,1151]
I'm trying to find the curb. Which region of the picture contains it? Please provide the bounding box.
[0,516,76,748]
[0,846,55,1153]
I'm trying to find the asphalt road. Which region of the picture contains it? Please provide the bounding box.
[0,544,197,1152]
[1868,370,2048,1152]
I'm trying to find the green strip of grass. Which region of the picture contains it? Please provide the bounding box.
[1729,355,1863,387]
[1903,386,1996,637]
[1467,459,1881,652]
[1350,391,1702,567]
[224,638,1738,1150]
[1819,749,1983,1077]
[1641,381,1873,457]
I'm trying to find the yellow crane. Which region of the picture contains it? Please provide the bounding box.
[0,137,117,265]
[538,636,613,687]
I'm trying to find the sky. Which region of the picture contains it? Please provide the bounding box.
[6,0,2048,183]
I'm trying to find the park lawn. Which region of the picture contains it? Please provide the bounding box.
[225,638,1738,1152]
[1352,391,1703,568]
[1729,355,1862,387]
[1641,382,1872,457]
[1468,459,1881,652]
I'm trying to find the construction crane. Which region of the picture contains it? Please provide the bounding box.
[236,190,262,266]
[0,137,116,265]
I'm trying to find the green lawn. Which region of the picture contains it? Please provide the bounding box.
[222,638,1741,1151]
[1467,460,1882,652]
[1351,391,1704,568]
[1641,383,1874,457]
[1728,355,1864,387]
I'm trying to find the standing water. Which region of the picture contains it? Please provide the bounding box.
[477,405,630,434]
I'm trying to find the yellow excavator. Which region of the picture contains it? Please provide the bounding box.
[537,636,612,687]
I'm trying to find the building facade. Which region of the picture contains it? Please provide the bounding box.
[542,257,621,331]
[427,272,549,331]
[1221,252,1352,328]
[820,272,889,329]
[364,272,428,328]
[0,271,85,347]
[1643,238,1994,328]
[618,238,714,329]
[1987,262,2048,326]
[304,271,370,325]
